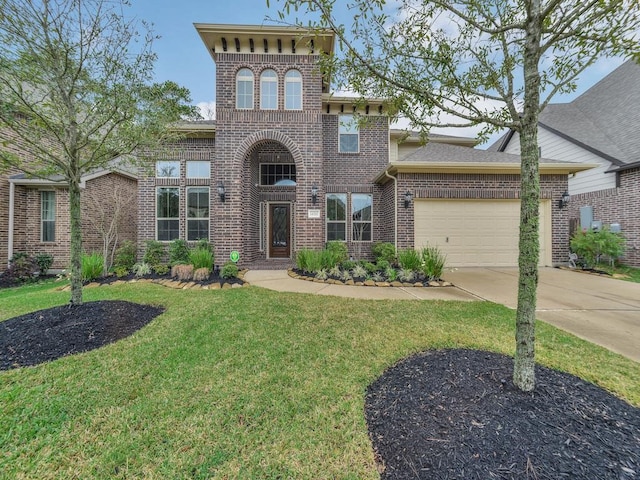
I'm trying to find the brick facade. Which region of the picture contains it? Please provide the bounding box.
[568,167,640,266]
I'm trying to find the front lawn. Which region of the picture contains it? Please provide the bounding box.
[1,283,639,478]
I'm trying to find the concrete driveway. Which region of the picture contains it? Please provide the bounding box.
[443,267,640,362]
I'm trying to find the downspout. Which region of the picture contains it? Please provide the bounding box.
[384,169,398,251]
[8,180,15,267]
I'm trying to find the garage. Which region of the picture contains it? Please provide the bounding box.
[414,199,552,267]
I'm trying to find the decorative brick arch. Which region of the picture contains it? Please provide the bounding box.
[234,130,305,174]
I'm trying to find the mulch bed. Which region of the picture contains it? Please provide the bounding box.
[0,300,164,370]
[366,349,640,479]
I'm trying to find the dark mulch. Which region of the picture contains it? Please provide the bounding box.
[366,349,640,480]
[0,300,164,370]
[0,273,58,289]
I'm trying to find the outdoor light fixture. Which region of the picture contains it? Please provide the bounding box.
[217,182,226,203]
[558,190,570,209]
[404,191,413,208]
[311,184,318,205]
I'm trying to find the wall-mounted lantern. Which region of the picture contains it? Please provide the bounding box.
[404,191,413,208]
[311,184,318,205]
[217,182,226,203]
[558,191,570,209]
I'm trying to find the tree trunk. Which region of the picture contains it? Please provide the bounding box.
[513,0,542,392]
[69,178,84,305]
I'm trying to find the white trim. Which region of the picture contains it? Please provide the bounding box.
[185,186,210,241]
[325,193,347,242]
[351,193,373,242]
[338,114,359,154]
[260,69,278,110]
[156,186,180,241]
[236,68,254,110]
[284,69,303,111]
[185,160,210,179]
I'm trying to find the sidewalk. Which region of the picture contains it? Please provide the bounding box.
[243,270,479,301]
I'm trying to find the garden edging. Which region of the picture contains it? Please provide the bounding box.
[288,269,453,287]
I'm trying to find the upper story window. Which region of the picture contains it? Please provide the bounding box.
[284,69,302,110]
[186,161,210,178]
[260,69,278,110]
[236,68,254,109]
[339,114,359,153]
[156,160,180,178]
[260,164,296,186]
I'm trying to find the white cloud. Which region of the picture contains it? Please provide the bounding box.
[196,101,216,120]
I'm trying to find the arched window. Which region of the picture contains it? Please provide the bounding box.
[284,69,302,110]
[236,68,254,109]
[260,69,278,110]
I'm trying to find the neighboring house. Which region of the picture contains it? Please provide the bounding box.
[136,23,589,268]
[1,164,138,271]
[493,60,640,266]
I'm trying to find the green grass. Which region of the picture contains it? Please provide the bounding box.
[605,264,640,283]
[1,283,639,479]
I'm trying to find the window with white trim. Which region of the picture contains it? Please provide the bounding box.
[41,191,55,242]
[156,160,180,178]
[156,187,179,241]
[260,69,278,110]
[284,69,302,110]
[236,68,254,109]
[187,187,209,241]
[260,164,297,186]
[338,114,359,153]
[352,193,372,242]
[326,193,347,241]
[186,161,210,178]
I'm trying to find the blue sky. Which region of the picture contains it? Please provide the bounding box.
[127,0,625,146]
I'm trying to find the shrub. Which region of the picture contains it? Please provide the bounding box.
[352,264,367,278]
[341,270,353,281]
[385,266,398,282]
[325,241,348,264]
[114,240,137,270]
[143,240,165,266]
[153,264,169,276]
[221,262,239,279]
[570,228,625,267]
[315,268,328,280]
[168,239,190,266]
[113,266,130,278]
[398,248,422,271]
[398,268,416,283]
[376,259,390,272]
[296,249,313,272]
[421,245,447,281]
[196,238,213,253]
[320,248,341,270]
[172,264,194,281]
[193,267,210,281]
[372,272,384,282]
[372,242,396,264]
[132,262,151,278]
[34,253,54,274]
[329,265,342,278]
[190,247,214,270]
[82,252,104,281]
[6,253,38,282]
[340,260,356,271]
[362,261,378,275]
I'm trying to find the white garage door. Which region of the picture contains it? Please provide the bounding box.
[414,199,552,267]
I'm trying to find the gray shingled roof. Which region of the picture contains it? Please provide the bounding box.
[398,141,568,164]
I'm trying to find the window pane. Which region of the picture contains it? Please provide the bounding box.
[327,223,346,241]
[157,188,179,218]
[260,164,296,185]
[285,70,302,110]
[326,194,346,221]
[339,115,359,153]
[157,220,180,241]
[41,191,55,242]
[186,161,209,178]
[352,194,372,221]
[236,68,254,109]
[261,69,278,110]
[339,134,359,153]
[352,223,372,242]
[188,220,209,241]
[187,188,209,218]
[156,160,180,178]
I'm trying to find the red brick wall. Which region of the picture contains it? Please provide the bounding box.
[568,167,640,266]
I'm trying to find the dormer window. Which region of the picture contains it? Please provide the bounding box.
[260,69,278,110]
[236,68,254,109]
[284,69,302,110]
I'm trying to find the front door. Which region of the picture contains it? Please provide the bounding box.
[269,203,290,258]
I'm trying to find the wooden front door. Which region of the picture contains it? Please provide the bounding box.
[269,203,290,258]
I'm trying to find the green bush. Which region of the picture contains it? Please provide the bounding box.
[362,261,378,275]
[385,266,398,282]
[376,259,390,272]
[398,248,422,271]
[221,262,239,279]
[168,239,190,266]
[196,238,213,253]
[340,260,356,271]
[421,245,447,280]
[7,253,38,282]
[114,240,137,270]
[153,264,170,276]
[372,242,396,264]
[143,240,165,266]
[113,266,130,278]
[34,253,54,273]
[132,262,151,278]
[190,247,214,270]
[82,252,104,281]
[296,249,323,273]
[570,227,625,267]
[325,241,348,264]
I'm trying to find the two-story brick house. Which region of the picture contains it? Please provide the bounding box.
[136,23,591,269]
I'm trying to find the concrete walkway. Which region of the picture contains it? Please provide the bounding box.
[243,270,478,301]
[245,268,640,363]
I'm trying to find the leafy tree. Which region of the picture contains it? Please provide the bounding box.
[274,0,640,390]
[0,0,199,305]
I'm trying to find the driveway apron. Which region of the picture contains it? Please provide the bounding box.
[443,267,640,362]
